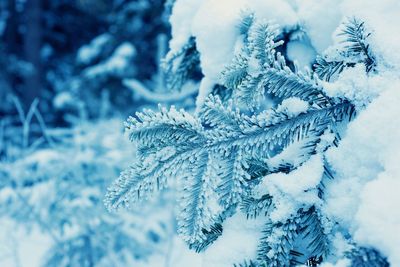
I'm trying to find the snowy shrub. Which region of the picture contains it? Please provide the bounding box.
[64,0,173,119]
[106,1,400,266]
[0,119,172,266]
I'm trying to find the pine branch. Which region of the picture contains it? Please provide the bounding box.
[314,57,354,82]
[222,20,332,109]
[298,207,330,261]
[105,95,353,248]
[257,207,329,267]
[314,18,376,81]
[257,217,298,266]
[189,204,236,253]
[162,37,201,91]
[346,246,389,267]
[234,260,258,267]
[240,194,273,219]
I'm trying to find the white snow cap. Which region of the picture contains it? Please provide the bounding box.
[325,81,400,266]
[255,154,323,223]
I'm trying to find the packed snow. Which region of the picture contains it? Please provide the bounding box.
[325,82,400,266]
[203,212,266,267]
[255,155,323,223]
[276,97,309,117]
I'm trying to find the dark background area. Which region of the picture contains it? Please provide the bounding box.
[0,0,171,126]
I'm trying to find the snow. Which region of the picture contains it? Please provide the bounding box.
[256,155,323,222]
[355,172,400,265]
[168,0,203,53]
[339,0,400,68]
[5,1,400,266]
[325,81,400,266]
[0,219,53,267]
[77,33,112,65]
[53,91,74,109]
[295,0,343,54]
[84,42,136,78]
[276,97,309,117]
[195,77,214,113]
[286,40,316,69]
[322,64,390,109]
[191,0,245,82]
[319,259,350,267]
[170,0,300,109]
[203,211,266,267]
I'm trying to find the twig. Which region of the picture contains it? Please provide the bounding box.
[33,108,55,147]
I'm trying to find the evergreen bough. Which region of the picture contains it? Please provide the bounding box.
[106,12,389,266]
[314,18,376,82]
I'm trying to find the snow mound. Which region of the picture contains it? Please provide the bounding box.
[326,81,400,266]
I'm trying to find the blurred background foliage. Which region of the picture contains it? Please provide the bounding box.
[0,0,196,266]
[0,0,178,123]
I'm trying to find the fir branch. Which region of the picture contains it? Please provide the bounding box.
[314,57,353,82]
[177,151,217,245]
[238,11,255,38]
[298,207,330,261]
[346,246,389,267]
[162,37,201,91]
[261,60,331,107]
[257,217,298,266]
[314,18,376,81]
[240,194,273,219]
[234,260,258,267]
[107,14,364,257]
[106,94,354,245]
[317,161,336,199]
[189,222,223,253]
[107,97,354,208]
[222,54,249,91]
[222,20,332,109]
[215,147,251,208]
[340,18,376,71]
[257,207,329,267]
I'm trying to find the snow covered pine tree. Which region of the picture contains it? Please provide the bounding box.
[105,9,390,267]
